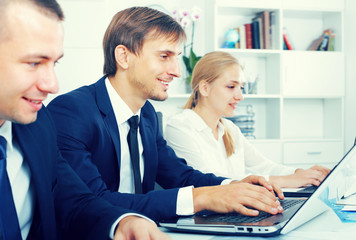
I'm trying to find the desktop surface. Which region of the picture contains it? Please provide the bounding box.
[161,209,356,240]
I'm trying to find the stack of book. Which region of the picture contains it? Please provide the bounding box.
[225,105,256,139]
[232,11,276,50]
[307,29,335,51]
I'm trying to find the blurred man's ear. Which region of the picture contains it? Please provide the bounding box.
[114,45,129,70]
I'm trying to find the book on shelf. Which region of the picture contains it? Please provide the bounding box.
[318,30,330,51]
[251,19,260,49]
[283,27,294,50]
[253,16,264,49]
[328,32,335,51]
[239,25,246,49]
[245,23,253,49]
[307,29,335,51]
[229,10,275,50]
[307,33,325,51]
[283,40,288,50]
[234,27,240,49]
[260,11,270,49]
[270,11,277,49]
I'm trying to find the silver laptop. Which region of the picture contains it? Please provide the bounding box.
[283,185,318,198]
[160,144,356,236]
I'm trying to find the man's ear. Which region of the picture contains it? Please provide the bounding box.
[198,80,210,97]
[114,45,129,69]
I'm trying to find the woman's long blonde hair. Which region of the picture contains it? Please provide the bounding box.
[184,51,241,157]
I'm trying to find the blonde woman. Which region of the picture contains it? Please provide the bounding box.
[165,51,330,188]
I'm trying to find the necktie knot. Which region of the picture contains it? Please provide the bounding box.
[128,116,139,130]
[0,136,7,160]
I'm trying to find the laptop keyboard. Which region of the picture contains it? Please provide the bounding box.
[197,199,305,223]
[297,185,317,193]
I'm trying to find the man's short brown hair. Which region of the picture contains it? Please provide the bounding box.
[103,6,186,77]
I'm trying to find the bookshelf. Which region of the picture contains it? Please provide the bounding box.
[210,0,344,168]
[151,0,345,169]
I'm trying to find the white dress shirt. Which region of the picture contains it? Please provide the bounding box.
[105,78,195,215]
[0,121,34,239]
[165,109,296,180]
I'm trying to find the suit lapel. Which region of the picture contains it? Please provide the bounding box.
[94,77,122,183]
[139,109,156,192]
[12,122,55,239]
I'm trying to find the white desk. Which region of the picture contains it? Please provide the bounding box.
[161,209,356,240]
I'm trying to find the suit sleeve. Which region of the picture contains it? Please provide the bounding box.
[38,108,133,240]
[142,103,227,189]
[54,151,126,240]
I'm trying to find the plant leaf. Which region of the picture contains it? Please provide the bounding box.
[182,55,192,73]
[186,75,192,85]
[189,48,197,70]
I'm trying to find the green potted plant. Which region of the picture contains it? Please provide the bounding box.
[173,7,202,90]
[182,48,201,86]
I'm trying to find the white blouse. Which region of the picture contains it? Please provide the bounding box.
[165,109,295,180]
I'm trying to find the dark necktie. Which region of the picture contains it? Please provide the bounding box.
[0,136,22,240]
[127,116,143,194]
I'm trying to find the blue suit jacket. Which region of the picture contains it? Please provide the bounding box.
[47,76,226,221]
[14,107,131,240]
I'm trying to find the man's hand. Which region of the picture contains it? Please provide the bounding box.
[192,179,283,217]
[270,165,331,188]
[239,175,284,200]
[114,216,170,240]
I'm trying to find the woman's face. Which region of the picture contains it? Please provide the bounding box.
[204,64,244,118]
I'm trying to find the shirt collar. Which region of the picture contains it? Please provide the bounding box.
[183,109,225,139]
[0,121,14,151]
[105,77,141,125]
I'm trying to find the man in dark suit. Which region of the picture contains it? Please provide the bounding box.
[0,1,169,239]
[48,7,284,222]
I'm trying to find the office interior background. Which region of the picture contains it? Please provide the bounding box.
[51,0,356,169]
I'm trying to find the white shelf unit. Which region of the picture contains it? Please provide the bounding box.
[152,0,345,169]
[210,0,345,168]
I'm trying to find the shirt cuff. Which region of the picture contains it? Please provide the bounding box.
[176,185,194,216]
[221,179,233,185]
[109,213,154,239]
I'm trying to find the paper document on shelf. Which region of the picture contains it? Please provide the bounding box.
[342,206,356,212]
[337,193,356,206]
[342,181,356,199]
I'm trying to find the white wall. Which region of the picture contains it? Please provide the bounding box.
[344,0,356,150]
